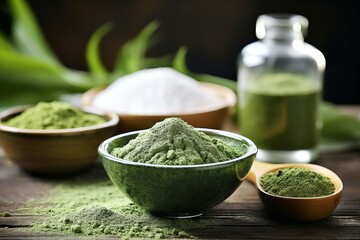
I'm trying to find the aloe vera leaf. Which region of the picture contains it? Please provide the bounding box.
[190,73,237,92]
[0,33,16,52]
[61,68,97,90]
[112,21,160,78]
[172,46,190,74]
[0,83,63,111]
[320,102,360,142]
[86,22,112,84]
[172,46,237,92]
[0,51,94,91]
[142,56,172,68]
[9,0,61,65]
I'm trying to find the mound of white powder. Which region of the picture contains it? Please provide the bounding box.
[93,68,224,114]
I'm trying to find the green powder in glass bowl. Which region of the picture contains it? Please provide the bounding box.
[110,117,244,165]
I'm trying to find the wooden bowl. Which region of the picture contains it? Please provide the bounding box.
[0,105,119,176]
[247,161,343,221]
[81,82,236,133]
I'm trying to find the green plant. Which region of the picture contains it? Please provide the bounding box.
[0,0,235,110]
[0,0,359,147]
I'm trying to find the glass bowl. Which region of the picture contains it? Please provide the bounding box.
[98,128,257,218]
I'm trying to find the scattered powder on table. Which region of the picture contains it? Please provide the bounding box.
[0,212,11,217]
[93,67,224,114]
[111,117,244,165]
[3,101,106,129]
[260,167,335,198]
[24,172,214,238]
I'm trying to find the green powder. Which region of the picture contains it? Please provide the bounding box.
[25,168,214,238]
[3,101,106,129]
[111,117,243,165]
[240,72,320,150]
[246,72,320,95]
[1,212,11,217]
[260,167,335,197]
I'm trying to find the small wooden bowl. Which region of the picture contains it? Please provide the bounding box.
[81,82,236,133]
[247,161,343,221]
[0,105,119,176]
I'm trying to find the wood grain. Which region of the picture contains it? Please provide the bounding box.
[1,109,359,239]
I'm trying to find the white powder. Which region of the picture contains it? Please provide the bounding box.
[93,68,225,114]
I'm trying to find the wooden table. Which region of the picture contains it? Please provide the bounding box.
[0,107,359,239]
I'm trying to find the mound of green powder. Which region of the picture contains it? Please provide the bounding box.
[111,117,243,165]
[4,101,106,129]
[260,167,335,198]
[26,169,213,238]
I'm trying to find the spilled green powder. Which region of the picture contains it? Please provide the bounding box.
[111,117,243,165]
[260,167,335,197]
[25,170,213,238]
[1,212,11,217]
[3,101,106,129]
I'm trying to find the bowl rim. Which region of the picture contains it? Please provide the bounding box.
[82,82,237,116]
[0,104,119,135]
[98,128,258,169]
[257,164,344,200]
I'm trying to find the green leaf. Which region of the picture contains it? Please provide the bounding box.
[320,102,360,142]
[192,73,237,92]
[0,83,63,111]
[0,33,16,52]
[86,22,112,84]
[172,46,190,74]
[0,51,94,91]
[172,46,237,92]
[112,21,161,78]
[142,56,172,69]
[9,0,61,65]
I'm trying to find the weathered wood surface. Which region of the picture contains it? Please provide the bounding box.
[1,106,359,239]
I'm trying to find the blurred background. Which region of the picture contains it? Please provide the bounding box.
[0,0,358,104]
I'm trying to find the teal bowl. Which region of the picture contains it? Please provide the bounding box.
[98,128,257,218]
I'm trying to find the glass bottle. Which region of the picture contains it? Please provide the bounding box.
[237,14,325,163]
